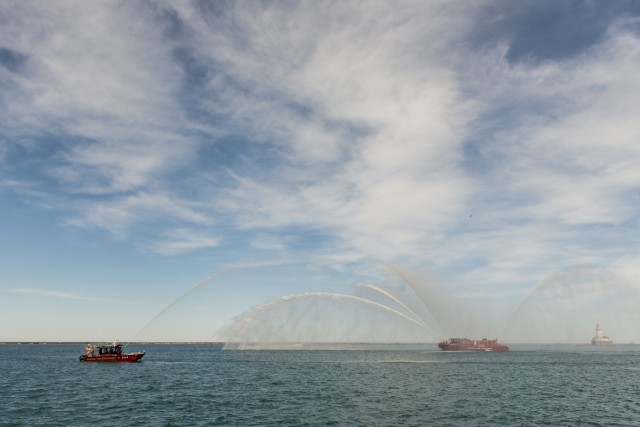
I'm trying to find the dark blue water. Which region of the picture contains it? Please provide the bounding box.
[1,344,639,426]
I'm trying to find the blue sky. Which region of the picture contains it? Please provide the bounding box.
[2,1,640,343]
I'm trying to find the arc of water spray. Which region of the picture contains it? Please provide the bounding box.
[503,268,583,338]
[223,292,433,343]
[131,258,301,344]
[379,261,445,338]
[356,283,434,334]
[502,274,556,339]
[501,267,615,340]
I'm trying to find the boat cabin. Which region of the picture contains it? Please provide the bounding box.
[85,342,123,356]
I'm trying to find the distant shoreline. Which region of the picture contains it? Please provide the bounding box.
[0,342,226,345]
[1,341,637,345]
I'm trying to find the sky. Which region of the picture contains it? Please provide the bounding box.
[2,0,640,343]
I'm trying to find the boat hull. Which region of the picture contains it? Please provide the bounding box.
[80,352,145,362]
[438,339,509,352]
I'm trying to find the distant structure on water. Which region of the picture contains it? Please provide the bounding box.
[591,324,613,345]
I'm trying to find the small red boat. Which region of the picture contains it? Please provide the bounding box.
[438,338,509,352]
[79,341,145,362]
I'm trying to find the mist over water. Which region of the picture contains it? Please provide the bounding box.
[215,262,459,348]
[504,267,640,343]
[214,261,515,347]
[137,260,640,346]
[216,292,431,346]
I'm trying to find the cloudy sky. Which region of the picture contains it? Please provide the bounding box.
[2,0,640,342]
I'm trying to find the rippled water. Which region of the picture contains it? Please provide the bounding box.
[1,344,639,426]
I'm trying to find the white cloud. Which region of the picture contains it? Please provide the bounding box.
[66,191,211,238]
[482,24,640,227]
[7,288,138,305]
[5,1,475,260]
[405,19,640,292]
[151,228,221,255]
[2,1,640,293]
[173,2,478,258]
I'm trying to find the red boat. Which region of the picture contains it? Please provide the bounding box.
[79,341,145,362]
[438,338,509,352]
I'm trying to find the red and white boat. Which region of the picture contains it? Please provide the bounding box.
[79,341,145,362]
[438,338,509,352]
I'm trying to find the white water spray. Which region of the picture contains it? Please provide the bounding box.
[355,283,434,333]
[217,292,436,346]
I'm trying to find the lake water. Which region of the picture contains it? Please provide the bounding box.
[1,343,639,426]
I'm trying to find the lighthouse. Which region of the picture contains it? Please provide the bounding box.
[591,324,613,345]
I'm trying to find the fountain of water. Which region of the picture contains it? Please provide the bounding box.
[215,261,478,348]
[135,256,640,347]
[217,292,435,348]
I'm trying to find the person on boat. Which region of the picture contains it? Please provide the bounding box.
[85,344,92,356]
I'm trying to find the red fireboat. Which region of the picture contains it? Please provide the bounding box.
[79,341,145,362]
[438,338,509,352]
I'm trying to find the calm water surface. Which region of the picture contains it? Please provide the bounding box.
[1,344,639,426]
